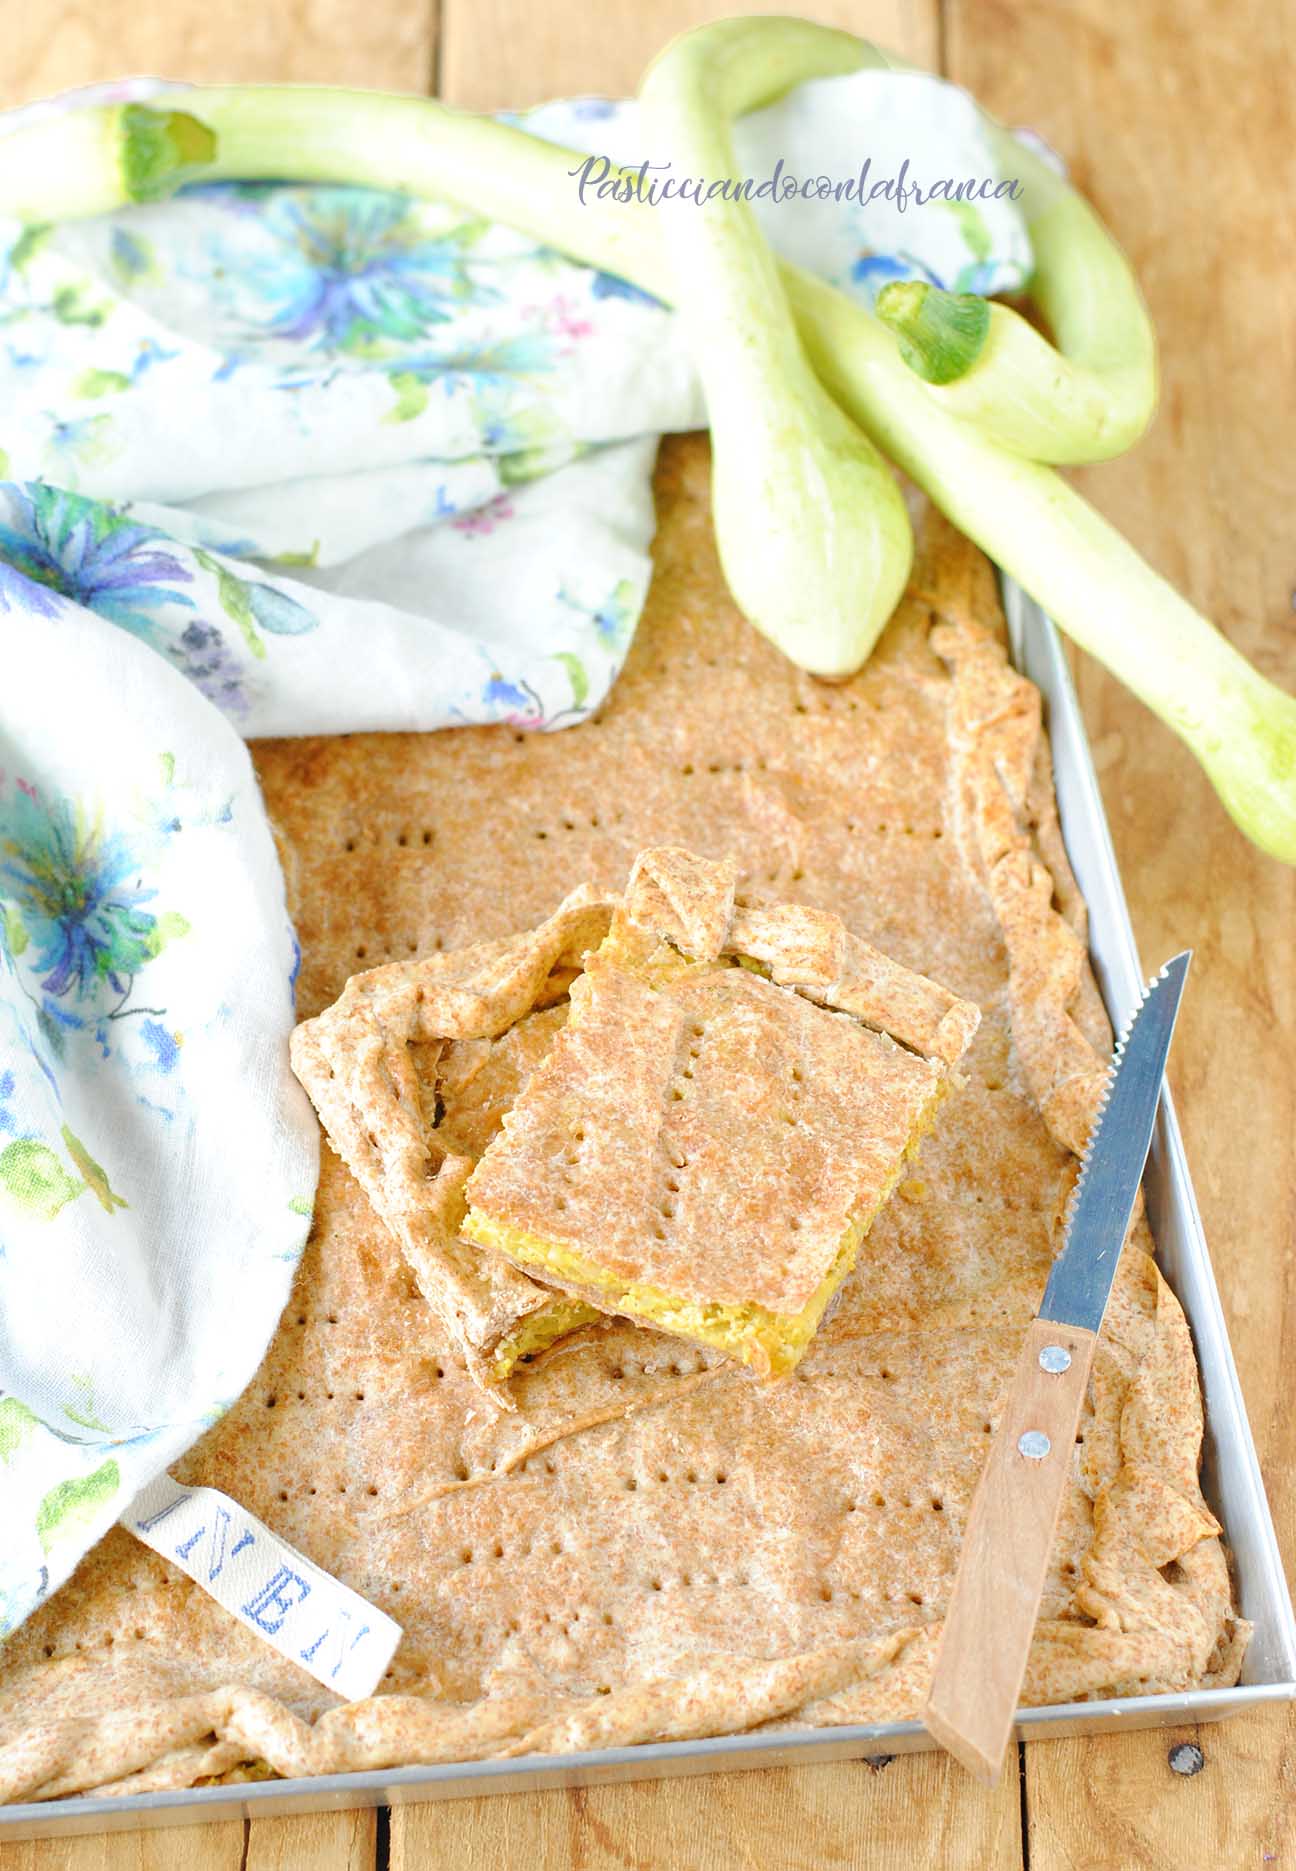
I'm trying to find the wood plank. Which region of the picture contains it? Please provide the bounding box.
[1025,1713,1295,1870]
[0,0,436,110]
[391,1756,1021,1871]
[948,0,1296,1863]
[244,1808,378,1871]
[0,1822,243,1871]
[441,0,937,113]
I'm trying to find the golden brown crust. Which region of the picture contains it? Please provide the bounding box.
[0,440,1243,1806]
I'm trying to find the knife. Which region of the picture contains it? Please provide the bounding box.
[923,950,1191,1783]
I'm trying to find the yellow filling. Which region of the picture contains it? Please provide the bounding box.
[464,1091,941,1379]
[489,1294,600,1379]
[465,1207,869,1377]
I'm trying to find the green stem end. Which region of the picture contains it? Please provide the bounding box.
[875,280,991,385]
[120,105,218,204]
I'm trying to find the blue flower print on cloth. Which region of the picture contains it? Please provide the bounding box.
[0,597,315,1640]
[200,184,488,351]
[0,70,1032,1641]
[0,780,182,1014]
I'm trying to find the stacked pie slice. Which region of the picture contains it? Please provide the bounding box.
[292,843,981,1387]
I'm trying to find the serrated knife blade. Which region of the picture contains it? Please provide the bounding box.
[925,951,1191,1784]
[1039,950,1191,1334]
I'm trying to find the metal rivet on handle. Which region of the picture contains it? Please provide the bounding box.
[1038,1344,1072,1374]
[1018,1430,1051,1460]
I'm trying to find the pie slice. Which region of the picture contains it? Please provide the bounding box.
[290,887,616,1388]
[462,847,982,1376]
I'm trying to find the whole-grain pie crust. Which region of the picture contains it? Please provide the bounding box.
[0,438,1246,1805]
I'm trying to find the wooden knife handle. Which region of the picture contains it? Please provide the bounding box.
[924,1315,1098,1783]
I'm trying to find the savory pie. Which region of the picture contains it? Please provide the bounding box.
[0,438,1245,1804]
[463,845,980,1374]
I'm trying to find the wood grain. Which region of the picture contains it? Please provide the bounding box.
[1,0,1292,1864]
[0,0,436,110]
[0,1824,243,1870]
[440,0,937,113]
[926,1321,1098,1784]
[390,1757,1021,1870]
[1025,1712,1295,1871]
[244,1810,378,1871]
[0,1810,376,1870]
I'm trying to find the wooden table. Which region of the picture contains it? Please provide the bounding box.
[2,0,1292,1864]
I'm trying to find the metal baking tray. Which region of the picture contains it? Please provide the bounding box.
[3,581,1293,1841]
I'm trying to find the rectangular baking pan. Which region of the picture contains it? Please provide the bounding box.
[3,581,1293,1840]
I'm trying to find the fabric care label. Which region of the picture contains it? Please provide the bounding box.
[124,1475,402,1700]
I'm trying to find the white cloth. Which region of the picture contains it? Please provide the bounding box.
[0,71,1030,1640]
